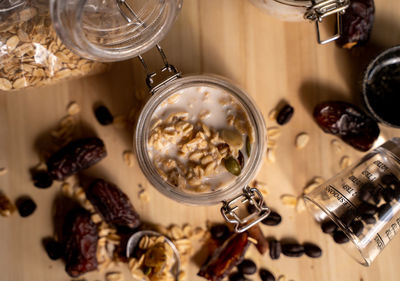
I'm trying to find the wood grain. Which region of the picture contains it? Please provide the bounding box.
[1,0,400,280]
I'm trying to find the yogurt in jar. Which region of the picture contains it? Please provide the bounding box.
[147,85,254,193]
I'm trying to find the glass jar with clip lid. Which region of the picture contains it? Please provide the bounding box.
[249,0,351,44]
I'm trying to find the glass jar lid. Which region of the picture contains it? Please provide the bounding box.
[50,0,182,61]
[135,75,266,205]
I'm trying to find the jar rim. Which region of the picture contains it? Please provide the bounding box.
[135,75,266,205]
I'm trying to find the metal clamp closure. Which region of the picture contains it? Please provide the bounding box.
[221,186,270,233]
[304,0,350,44]
[138,45,181,94]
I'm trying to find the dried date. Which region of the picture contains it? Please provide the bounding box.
[313,101,379,151]
[86,179,141,230]
[337,0,375,49]
[198,232,250,281]
[47,138,107,181]
[64,208,98,277]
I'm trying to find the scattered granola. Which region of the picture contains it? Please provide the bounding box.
[295,133,310,149]
[67,102,81,116]
[0,191,16,217]
[123,150,135,168]
[280,194,298,208]
[148,86,254,193]
[340,156,352,170]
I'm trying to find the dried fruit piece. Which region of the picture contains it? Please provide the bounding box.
[247,225,268,254]
[313,101,380,151]
[94,105,114,125]
[295,133,310,149]
[337,0,375,49]
[224,157,241,176]
[47,138,107,181]
[42,237,64,260]
[277,104,294,125]
[198,232,250,281]
[16,196,36,217]
[86,179,141,230]
[64,208,98,277]
[0,191,16,217]
[32,170,53,189]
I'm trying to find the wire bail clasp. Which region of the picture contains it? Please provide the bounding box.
[221,186,270,233]
[304,0,350,44]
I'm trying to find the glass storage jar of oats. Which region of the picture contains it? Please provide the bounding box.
[0,0,181,91]
[304,138,400,266]
[135,51,270,232]
[249,0,350,44]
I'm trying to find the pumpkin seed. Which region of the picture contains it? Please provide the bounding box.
[246,136,251,157]
[224,156,241,176]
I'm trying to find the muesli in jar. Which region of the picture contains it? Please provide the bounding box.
[147,85,254,193]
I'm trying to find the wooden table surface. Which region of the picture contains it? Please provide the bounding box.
[1,0,400,280]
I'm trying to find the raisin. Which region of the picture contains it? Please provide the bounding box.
[337,0,375,49]
[277,104,294,125]
[32,170,53,189]
[64,208,98,277]
[94,105,114,125]
[47,138,107,181]
[313,101,379,151]
[42,237,64,260]
[86,179,140,230]
[16,196,37,217]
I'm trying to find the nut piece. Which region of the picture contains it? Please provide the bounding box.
[0,191,16,217]
[295,133,310,149]
[266,148,276,163]
[105,272,124,281]
[280,194,297,208]
[267,127,281,138]
[268,109,278,121]
[340,156,352,170]
[123,150,135,168]
[331,139,343,154]
[67,102,80,115]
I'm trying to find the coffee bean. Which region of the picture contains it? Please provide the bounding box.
[372,189,382,205]
[238,259,257,275]
[321,220,337,234]
[359,183,374,202]
[269,240,281,260]
[333,230,349,244]
[382,174,399,185]
[282,243,304,257]
[277,104,294,125]
[94,105,114,125]
[261,211,282,226]
[210,224,230,241]
[340,210,358,226]
[350,220,364,237]
[304,243,322,258]
[259,269,275,281]
[359,203,377,216]
[361,214,376,224]
[16,196,37,217]
[229,272,246,281]
[42,237,64,260]
[382,187,395,203]
[378,203,392,221]
[32,170,53,189]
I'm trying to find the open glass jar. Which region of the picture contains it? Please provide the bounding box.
[249,0,351,44]
[135,51,270,233]
[304,138,400,266]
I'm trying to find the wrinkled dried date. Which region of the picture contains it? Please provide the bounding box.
[337,0,375,49]
[64,208,98,277]
[43,237,64,260]
[198,232,250,281]
[313,101,380,151]
[47,138,107,180]
[32,170,53,189]
[86,179,140,230]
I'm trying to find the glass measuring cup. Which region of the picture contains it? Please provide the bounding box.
[134,47,270,233]
[304,138,400,266]
[249,0,350,44]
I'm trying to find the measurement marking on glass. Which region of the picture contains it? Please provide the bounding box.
[325,185,357,210]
